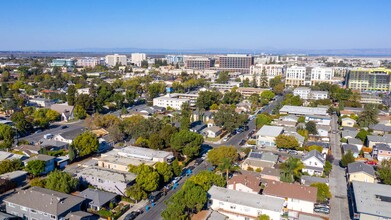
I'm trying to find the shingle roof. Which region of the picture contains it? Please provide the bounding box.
[347,138,363,145]
[348,162,375,176]
[24,154,55,163]
[305,141,329,149]
[302,150,325,165]
[374,143,391,151]
[369,124,391,132]
[300,175,329,186]
[342,144,359,154]
[208,185,284,212]
[263,181,318,203]
[227,174,262,193]
[4,187,85,216]
[256,125,283,137]
[249,151,279,163]
[59,128,86,140]
[79,188,117,207]
[367,134,391,143]
[260,167,281,177]
[341,130,359,139]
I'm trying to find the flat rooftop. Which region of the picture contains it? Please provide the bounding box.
[279,105,328,116]
[105,145,174,161]
[76,167,136,183]
[98,155,155,167]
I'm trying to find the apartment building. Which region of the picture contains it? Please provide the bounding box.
[310,67,334,85]
[166,55,184,65]
[51,59,75,67]
[293,87,329,100]
[185,57,213,69]
[210,82,241,93]
[153,94,191,110]
[346,68,391,92]
[76,57,103,68]
[131,53,146,67]
[208,186,284,220]
[105,54,127,66]
[285,66,308,87]
[236,87,269,98]
[215,54,253,73]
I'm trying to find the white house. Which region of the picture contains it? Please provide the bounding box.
[203,126,222,138]
[256,125,284,147]
[293,87,311,100]
[227,174,262,194]
[263,181,318,214]
[301,150,325,176]
[208,186,284,220]
[152,95,190,110]
[77,88,90,95]
[310,91,329,100]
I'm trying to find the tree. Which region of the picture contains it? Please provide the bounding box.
[310,182,331,202]
[260,69,269,88]
[324,161,332,176]
[273,83,284,95]
[25,160,45,177]
[0,159,23,175]
[341,150,355,167]
[155,162,174,183]
[222,90,242,104]
[196,90,222,110]
[68,145,76,162]
[180,102,191,130]
[72,131,99,157]
[355,129,368,142]
[255,113,273,129]
[307,145,323,153]
[378,158,391,185]
[305,121,318,135]
[214,105,247,133]
[249,93,261,107]
[260,90,275,101]
[207,146,238,166]
[45,170,79,193]
[126,184,147,202]
[0,124,15,149]
[275,134,299,150]
[135,164,160,192]
[147,83,165,100]
[67,85,76,106]
[148,133,164,150]
[187,170,226,191]
[170,130,203,159]
[216,71,229,84]
[30,178,46,187]
[217,158,239,182]
[243,78,250,87]
[171,159,183,176]
[298,116,305,123]
[258,214,271,220]
[141,60,149,68]
[73,105,87,119]
[113,93,125,109]
[11,111,33,134]
[280,157,304,183]
[282,94,303,106]
[357,104,379,127]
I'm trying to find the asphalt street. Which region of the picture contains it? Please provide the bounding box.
[329,114,350,220]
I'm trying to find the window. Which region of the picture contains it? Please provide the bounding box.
[8,202,15,208]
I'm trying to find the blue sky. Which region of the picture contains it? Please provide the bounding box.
[1,0,390,51]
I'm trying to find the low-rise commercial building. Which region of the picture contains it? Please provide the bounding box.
[279,105,328,116]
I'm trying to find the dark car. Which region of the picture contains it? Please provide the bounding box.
[61,125,68,129]
[194,158,203,165]
[239,139,246,146]
[124,211,139,220]
[314,207,330,214]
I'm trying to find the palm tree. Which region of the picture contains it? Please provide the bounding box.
[280,157,304,183]
[217,158,240,182]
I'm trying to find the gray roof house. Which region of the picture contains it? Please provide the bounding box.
[342,144,360,158]
[54,128,86,144]
[302,150,325,176]
[241,151,278,170]
[348,162,375,179]
[24,154,55,175]
[366,134,391,148]
[256,125,284,147]
[341,130,359,139]
[300,175,329,186]
[64,211,99,220]
[79,188,117,211]
[4,187,85,220]
[352,181,391,219]
[369,124,391,135]
[0,171,28,186]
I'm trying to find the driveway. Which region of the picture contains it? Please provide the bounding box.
[329,114,349,220]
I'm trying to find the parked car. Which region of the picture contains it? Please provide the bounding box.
[223,137,229,142]
[314,207,330,214]
[124,211,140,220]
[239,139,246,146]
[194,158,203,165]
[148,191,162,203]
[172,176,182,184]
[61,125,68,129]
[314,203,330,209]
[288,150,298,155]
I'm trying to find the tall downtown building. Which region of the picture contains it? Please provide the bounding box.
[346,68,391,92]
[215,54,253,73]
[105,54,127,66]
[185,57,214,69]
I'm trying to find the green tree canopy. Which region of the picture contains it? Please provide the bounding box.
[355,129,368,142]
[275,134,300,150]
[260,90,275,101]
[307,145,323,153]
[25,160,46,177]
[214,105,247,133]
[170,130,203,159]
[155,162,174,183]
[135,164,160,192]
[45,170,79,193]
[280,157,304,183]
[74,105,87,119]
[0,124,15,149]
[72,131,99,157]
[207,146,238,166]
[126,183,147,202]
[357,104,379,127]
[256,113,273,129]
[196,90,222,110]
[215,71,229,84]
[341,150,355,167]
[0,159,23,175]
[378,158,391,185]
[310,182,331,202]
[305,121,318,135]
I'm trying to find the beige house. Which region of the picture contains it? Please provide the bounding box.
[347,162,376,183]
[341,117,356,127]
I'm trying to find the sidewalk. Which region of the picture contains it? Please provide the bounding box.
[117,200,148,220]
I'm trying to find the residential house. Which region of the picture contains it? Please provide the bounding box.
[372,143,391,162]
[4,187,85,220]
[79,188,117,211]
[347,138,363,151]
[300,175,329,186]
[50,102,74,121]
[301,150,325,176]
[342,144,360,158]
[55,156,69,169]
[241,151,279,171]
[208,186,284,220]
[271,120,296,128]
[305,115,331,126]
[190,121,207,133]
[256,125,284,147]
[263,181,318,214]
[316,125,331,138]
[341,118,356,127]
[283,129,305,147]
[351,181,391,219]
[235,102,252,113]
[304,141,329,155]
[76,167,136,195]
[23,154,55,175]
[64,211,99,220]
[227,173,262,194]
[341,129,359,139]
[260,167,281,182]
[54,128,86,144]
[279,115,299,123]
[29,98,53,108]
[347,162,376,183]
[369,124,391,135]
[203,126,223,138]
[0,171,28,186]
[0,151,25,162]
[13,144,41,156]
[366,134,391,148]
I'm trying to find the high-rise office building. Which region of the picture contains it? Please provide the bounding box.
[219,54,253,69]
[166,55,184,65]
[185,57,213,69]
[76,57,103,68]
[131,53,146,67]
[346,68,391,92]
[105,54,127,66]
